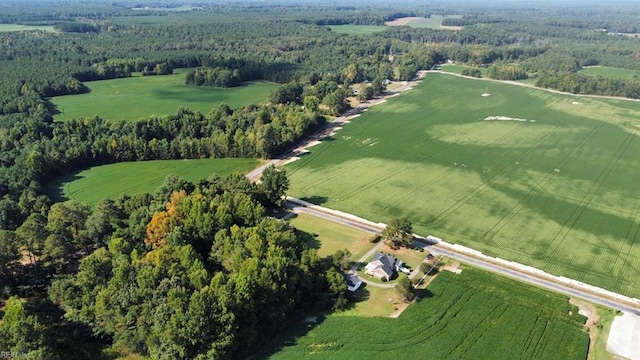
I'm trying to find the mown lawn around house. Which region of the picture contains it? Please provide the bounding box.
[267,267,589,359]
[336,285,398,318]
[284,71,640,298]
[288,213,375,259]
[50,68,279,122]
[45,158,258,206]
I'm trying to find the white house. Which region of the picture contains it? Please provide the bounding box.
[364,252,403,281]
[345,274,362,292]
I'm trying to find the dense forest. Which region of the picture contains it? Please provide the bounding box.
[1,0,640,358]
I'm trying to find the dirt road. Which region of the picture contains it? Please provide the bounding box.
[245,71,427,183]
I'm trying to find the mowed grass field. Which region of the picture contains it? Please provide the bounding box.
[403,15,463,29]
[326,25,387,34]
[439,64,488,75]
[580,66,640,79]
[50,69,279,122]
[285,72,640,297]
[0,24,55,32]
[45,158,258,206]
[268,268,588,359]
[288,213,374,259]
[328,15,463,34]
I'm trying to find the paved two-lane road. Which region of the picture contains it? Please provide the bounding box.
[285,198,640,315]
[247,69,640,314]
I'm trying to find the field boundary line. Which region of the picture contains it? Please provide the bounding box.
[432,70,640,102]
[245,71,428,182]
[429,121,559,226]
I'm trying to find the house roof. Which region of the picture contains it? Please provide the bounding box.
[368,262,393,278]
[365,252,401,279]
[371,252,399,270]
[345,274,361,288]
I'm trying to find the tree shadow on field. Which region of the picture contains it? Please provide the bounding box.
[43,171,86,203]
[346,284,371,308]
[292,227,321,251]
[414,288,434,302]
[250,313,327,360]
[300,195,328,205]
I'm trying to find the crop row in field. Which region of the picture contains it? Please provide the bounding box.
[284,72,640,297]
[45,158,258,206]
[267,268,588,359]
[50,68,279,122]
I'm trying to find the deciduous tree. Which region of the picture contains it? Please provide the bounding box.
[259,165,289,206]
[396,275,415,302]
[381,217,413,248]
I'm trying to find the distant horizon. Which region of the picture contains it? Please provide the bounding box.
[5,0,640,6]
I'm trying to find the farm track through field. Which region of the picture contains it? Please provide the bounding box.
[529,121,609,259]
[433,70,640,103]
[550,130,636,240]
[451,302,507,358]
[382,120,501,210]
[523,317,547,358]
[429,119,571,229]
[614,204,640,285]
[482,120,601,253]
[428,123,531,225]
[542,129,637,280]
[610,135,640,281]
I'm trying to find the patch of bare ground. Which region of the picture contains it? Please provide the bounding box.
[441,26,463,31]
[385,17,424,26]
[570,298,601,356]
[388,298,411,318]
[390,265,445,318]
[442,261,462,274]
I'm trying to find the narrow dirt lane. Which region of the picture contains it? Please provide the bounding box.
[245,71,427,182]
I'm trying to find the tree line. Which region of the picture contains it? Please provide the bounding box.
[3,169,350,359]
[0,102,326,232]
[536,71,640,99]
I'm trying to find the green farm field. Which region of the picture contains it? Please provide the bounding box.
[405,15,462,29]
[285,72,640,297]
[327,25,387,34]
[50,69,279,122]
[0,24,55,32]
[439,64,487,75]
[580,66,640,79]
[386,15,463,29]
[268,268,588,359]
[45,158,258,206]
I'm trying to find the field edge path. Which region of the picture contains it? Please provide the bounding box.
[245,71,427,183]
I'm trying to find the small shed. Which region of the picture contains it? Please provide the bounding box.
[345,274,362,292]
